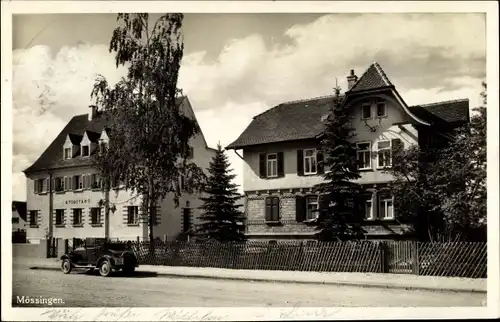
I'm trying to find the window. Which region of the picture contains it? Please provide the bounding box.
[55,209,64,226]
[127,206,139,225]
[183,208,192,232]
[306,196,319,220]
[266,153,278,178]
[90,174,101,190]
[365,197,374,220]
[73,175,83,190]
[376,100,386,117]
[265,197,280,222]
[12,218,19,224]
[55,177,65,192]
[82,145,90,157]
[187,147,194,159]
[377,141,392,168]
[303,149,317,175]
[357,142,371,170]
[362,101,372,119]
[29,210,38,226]
[64,148,72,160]
[73,209,83,226]
[90,208,101,225]
[379,195,394,220]
[34,179,47,194]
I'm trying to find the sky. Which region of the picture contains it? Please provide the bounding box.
[12,13,486,201]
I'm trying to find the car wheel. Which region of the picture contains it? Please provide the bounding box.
[61,259,72,274]
[99,259,112,277]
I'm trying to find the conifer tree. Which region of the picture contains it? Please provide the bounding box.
[197,144,246,242]
[313,86,365,241]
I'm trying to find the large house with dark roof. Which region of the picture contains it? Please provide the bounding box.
[23,96,216,242]
[226,62,469,241]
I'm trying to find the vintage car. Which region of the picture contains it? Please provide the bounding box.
[60,237,138,277]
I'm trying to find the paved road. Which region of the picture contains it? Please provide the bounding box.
[12,264,485,307]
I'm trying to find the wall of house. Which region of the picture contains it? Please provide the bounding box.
[156,131,216,241]
[25,166,144,241]
[12,210,27,231]
[242,93,419,239]
[242,93,418,193]
[25,136,215,242]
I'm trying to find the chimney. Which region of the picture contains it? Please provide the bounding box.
[347,69,358,90]
[89,105,98,121]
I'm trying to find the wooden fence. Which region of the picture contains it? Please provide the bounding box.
[66,239,487,278]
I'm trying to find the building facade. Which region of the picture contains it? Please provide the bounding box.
[23,97,216,242]
[12,201,27,231]
[226,62,470,241]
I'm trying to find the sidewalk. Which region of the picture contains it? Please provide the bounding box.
[16,257,486,293]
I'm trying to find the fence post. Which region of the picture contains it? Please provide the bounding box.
[412,241,420,275]
[379,241,388,273]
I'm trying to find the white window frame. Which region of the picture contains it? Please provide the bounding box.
[365,199,374,220]
[64,147,72,160]
[266,153,278,178]
[306,196,319,220]
[376,100,387,117]
[55,209,64,226]
[29,210,38,226]
[379,195,394,220]
[55,177,64,192]
[303,148,318,175]
[357,141,372,170]
[81,145,90,157]
[361,101,372,119]
[91,174,101,190]
[74,175,83,191]
[377,140,392,168]
[73,208,83,225]
[90,208,101,225]
[127,206,139,225]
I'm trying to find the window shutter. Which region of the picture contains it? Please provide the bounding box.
[271,197,280,222]
[297,149,304,176]
[44,178,49,192]
[34,180,38,194]
[295,196,306,222]
[277,152,284,177]
[259,153,266,178]
[265,197,272,222]
[73,176,77,190]
[51,178,55,192]
[317,151,324,174]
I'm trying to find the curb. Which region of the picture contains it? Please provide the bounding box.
[28,266,486,294]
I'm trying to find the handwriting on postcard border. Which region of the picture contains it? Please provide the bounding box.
[40,308,230,321]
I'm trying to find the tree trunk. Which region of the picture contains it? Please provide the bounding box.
[148,174,154,243]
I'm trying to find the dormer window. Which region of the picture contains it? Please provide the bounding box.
[82,145,90,157]
[64,148,72,160]
[376,99,386,117]
[362,101,372,119]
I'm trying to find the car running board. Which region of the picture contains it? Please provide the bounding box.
[72,264,96,269]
